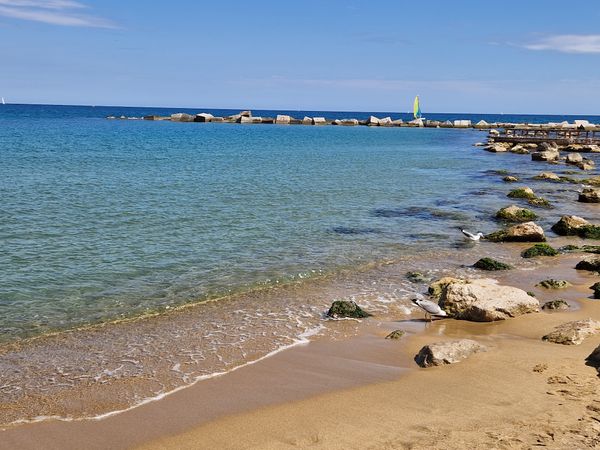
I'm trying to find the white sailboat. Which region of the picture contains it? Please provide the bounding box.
[1,97,5,105]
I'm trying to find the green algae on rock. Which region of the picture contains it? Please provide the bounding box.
[521,243,558,258]
[541,299,570,310]
[326,300,371,319]
[495,205,537,222]
[385,330,405,340]
[473,257,513,271]
[537,279,572,289]
[507,187,535,199]
[575,257,600,272]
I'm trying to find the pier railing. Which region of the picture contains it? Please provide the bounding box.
[492,128,600,145]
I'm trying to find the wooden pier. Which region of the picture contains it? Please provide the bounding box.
[492,127,600,145]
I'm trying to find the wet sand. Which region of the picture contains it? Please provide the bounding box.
[2,253,599,449]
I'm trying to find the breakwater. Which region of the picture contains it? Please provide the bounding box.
[107,109,600,131]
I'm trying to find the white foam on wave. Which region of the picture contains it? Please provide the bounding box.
[5,324,326,428]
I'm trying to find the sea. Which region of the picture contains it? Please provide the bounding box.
[1,104,599,424]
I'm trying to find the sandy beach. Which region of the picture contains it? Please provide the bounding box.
[2,250,599,450]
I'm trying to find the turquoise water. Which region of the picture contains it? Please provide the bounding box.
[1,105,598,341]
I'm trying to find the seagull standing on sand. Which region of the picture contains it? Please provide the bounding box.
[461,229,484,241]
[411,296,448,322]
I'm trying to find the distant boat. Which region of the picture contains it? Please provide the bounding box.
[413,95,422,119]
[1,97,5,105]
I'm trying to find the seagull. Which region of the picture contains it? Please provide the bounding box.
[461,229,484,241]
[411,297,448,322]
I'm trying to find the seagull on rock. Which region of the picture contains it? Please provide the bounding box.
[461,229,484,241]
[411,297,448,322]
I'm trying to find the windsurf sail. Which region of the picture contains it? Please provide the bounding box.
[413,95,421,119]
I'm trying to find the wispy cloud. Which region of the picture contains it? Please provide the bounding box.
[0,0,115,28]
[523,34,600,54]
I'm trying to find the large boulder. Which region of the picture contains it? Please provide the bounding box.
[486,221,546,242]
[485,143,510,153]
[367,116,380,126]
[338,119,359,126]
[275,114,291,124]
[415,339,486,367]
[194,113,214,122]
[578,188,600,203]
[566,153,583,164]
[326,300,371,319]
[521,243,558,258]
[507,187,535,199]
[302,116,313,125]
[170,113,195,122]
[428,277,466,299]
[379,117,393,126]
[587,344,600,372]
[551,215,590,235]
[312,117,327,125]
[590,282,600,299]
[473,257,513,271]
[577,159,596,170]
[439,278,540,321]
[541,299,570,310]
[495,205,537,222]
[542,319,600,345]
[532,150,560,162]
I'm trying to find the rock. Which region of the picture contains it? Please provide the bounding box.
[302,116,312,125]
[428,277,466,299]
[507,187,535,199]
[211,117,225,123]
[486,221,546,242]
[537,279,572,289]
[415,339,486,367]
[475,120,489,128]
[509,144,529,154]
[495,205,537,222]
[367,116,380,126]
[577,160,595,170]
[385,330,405,340]
[587,344,600,369]
[338,119,359,126]
[453,120,472,128]
[531,150,559,162]
[473,142,486,147]
[542,319,600,345]
[489,129,500,136]
[551,215,590,235]
[406,271,429,283]
[312,117,326,125]
[391,119,404,126]
[485,143,510,153]
[170,113,194,122]
[578,188,600,203]
[566,153,583,164]
[239,110,252,117]
[473,257,513,271]
[326,300,371,319]
[533,363,548,372]
[275,114,291,124]
[578,225,600,239]
[590,282,600,299]
[240,116,262,124]
[538,141,559,151]
[503,176,519,182]
[575,257,600,272]
[379,117,393,126]
[542,299,570,310]
[534,172,561,181]
[528,197,552,208]
[194,113,214,122]
[439,278,540,321]
[521,243,558,258]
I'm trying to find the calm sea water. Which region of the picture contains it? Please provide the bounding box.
[1,104,599,342]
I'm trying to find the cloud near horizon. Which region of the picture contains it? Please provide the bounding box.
[523,34,600,54]
[0,0,115,28]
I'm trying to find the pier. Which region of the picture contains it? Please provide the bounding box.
[490,127,600,146]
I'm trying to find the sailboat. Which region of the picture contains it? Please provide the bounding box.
[1,97,5,105]
[410,95,424,125]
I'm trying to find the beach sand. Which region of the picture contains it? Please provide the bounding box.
[2,253,599,450]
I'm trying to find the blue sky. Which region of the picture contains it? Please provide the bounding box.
[1,0,599,114]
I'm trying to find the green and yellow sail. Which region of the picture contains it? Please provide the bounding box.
[413,95,421,119]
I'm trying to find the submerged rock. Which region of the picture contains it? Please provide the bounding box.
[542,319,600,345]
[406,271,430,283]
[385,330,405,340]
[534,171,561,181]
[532,150,559,162]
[507,187,536,199]
[521,243,558,258]
[473,257,513,271]
[527,197,552,208]
[439,278,539,321]
[542,299,570,310]
[326,300,371,319]
[578,225,600,239]
[415,339,487,367]
[578,188,600,203]
[486,221,546,242]
[551,215,590,236]
[495,205,537,222]
[575,257,600,272]
[502,175,519,182]
[537,279,572,289]
[566,153,583,164]
[590,282,600,299]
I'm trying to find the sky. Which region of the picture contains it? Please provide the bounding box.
[0,0,599,114]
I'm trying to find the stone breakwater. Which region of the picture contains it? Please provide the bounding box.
[106,110,600,130]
